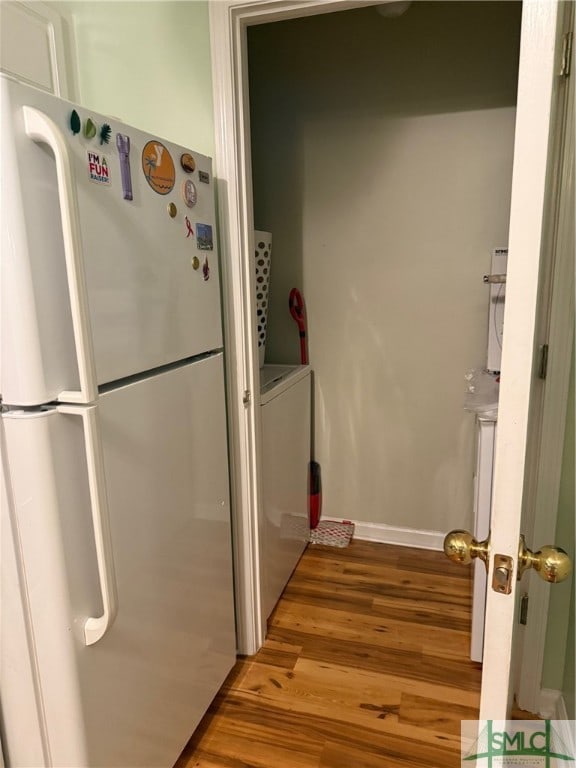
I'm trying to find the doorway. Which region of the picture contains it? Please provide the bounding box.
[210,0,571,719]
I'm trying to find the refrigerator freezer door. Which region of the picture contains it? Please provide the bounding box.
[2,353,236,767]
[1,75,222,406]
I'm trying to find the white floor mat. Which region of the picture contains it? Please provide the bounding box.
[309,520,354,547]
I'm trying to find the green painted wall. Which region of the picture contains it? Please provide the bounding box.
[58,1,214,155]
[563,578,575,718]
[542,348,574,716]
[559,348,575,718]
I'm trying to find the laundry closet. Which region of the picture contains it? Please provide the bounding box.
[247,1,522,595]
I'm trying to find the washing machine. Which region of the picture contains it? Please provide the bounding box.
[259,364,311,620]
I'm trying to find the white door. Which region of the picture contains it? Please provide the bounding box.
[466,1,571,719]
[1,75,222,406]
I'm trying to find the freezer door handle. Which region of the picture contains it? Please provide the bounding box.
[57,404,118,645]
[23,106,98,404]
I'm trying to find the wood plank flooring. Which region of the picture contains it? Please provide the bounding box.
[175,540,487,768]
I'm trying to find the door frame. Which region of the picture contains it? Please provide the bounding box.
[209,2,567,714]
[209,0,383,655]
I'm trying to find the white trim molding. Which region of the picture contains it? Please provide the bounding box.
[555,711,576,766]
[326,518,445,551]
[539,688,563,719]
[538,689,575,758]
[209,1,264,656]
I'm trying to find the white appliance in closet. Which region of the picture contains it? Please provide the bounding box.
[259,364,311,619]
[470,248,507,662]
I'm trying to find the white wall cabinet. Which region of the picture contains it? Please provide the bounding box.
[0,1,72,97]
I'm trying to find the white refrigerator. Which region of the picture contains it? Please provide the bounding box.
[0,75,236,768]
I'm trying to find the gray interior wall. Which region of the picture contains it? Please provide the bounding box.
[248,2,522,531]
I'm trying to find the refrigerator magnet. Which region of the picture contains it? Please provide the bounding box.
[87,151,111,185]
[84,117,97,139]
[191,256,200,270]
[167,202,177,218]
[180,153,196,173]
[69,110,81,135]
[116,134,133,200]
[181,180,197,208]
[196,223,213,251]
[198,170,210,184]
[185,216,194,238]
[141,141,176,195]
[203,256,210,281]
[99,124,112,145]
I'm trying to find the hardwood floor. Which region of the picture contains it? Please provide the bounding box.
[175,540,487,767]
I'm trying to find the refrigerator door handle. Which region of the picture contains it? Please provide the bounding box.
[23,106,98,404]
[57,404,118,646]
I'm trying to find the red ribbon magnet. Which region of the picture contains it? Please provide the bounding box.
[185,216,194,238]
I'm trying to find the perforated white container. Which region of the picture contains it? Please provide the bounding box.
[254,231,272,367]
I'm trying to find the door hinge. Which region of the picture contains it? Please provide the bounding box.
[560,32,572,77]
[519,593,529,625]
[538,344,549,380]
[242,389,251,405]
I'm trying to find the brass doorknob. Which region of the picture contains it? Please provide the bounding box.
[518,535,572,583]
[443,530,572,584]
[443,530,490,570]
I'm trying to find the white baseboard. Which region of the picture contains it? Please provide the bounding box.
[325,517,444,551]
[548,692,576,760]
[538,687,573,717]
[539,688,562,719]
[556,698,575,761]
[538,689,575,756]
[556,694,572,721]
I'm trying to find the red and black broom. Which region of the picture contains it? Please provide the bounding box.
[289,288,321,530]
